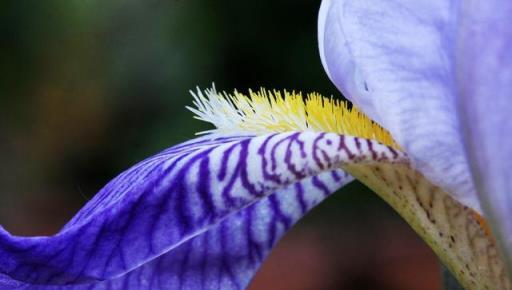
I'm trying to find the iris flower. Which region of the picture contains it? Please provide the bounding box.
[1,0,511,289]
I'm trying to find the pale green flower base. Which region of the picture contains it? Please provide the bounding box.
[345,161,511,289]
[442,263,465,290]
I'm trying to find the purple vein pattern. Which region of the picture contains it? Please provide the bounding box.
[0,132,403,290]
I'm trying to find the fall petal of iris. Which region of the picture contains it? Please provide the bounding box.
[25,170,350,290]
[0,132,400,289]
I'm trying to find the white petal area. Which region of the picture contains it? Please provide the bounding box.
[456,0,512,271]
[318,0,481,212]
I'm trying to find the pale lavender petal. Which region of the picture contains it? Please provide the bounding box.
[0,132,401,289]
[318,0,480,211]
[456,0,512,270]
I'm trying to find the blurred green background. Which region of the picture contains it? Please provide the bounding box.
[0,1,440,289]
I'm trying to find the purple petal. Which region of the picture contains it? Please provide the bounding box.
[318,0,480,211]
[28,170,350,290]
[0,132,402,289]
[456,1,512,270]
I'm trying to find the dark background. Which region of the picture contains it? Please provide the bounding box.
[0,1,440,289]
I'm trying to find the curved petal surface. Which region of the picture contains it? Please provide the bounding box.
[0,132,401,288]
[318,0,480,211]
[26,170,350,290]
[456,0,512,271]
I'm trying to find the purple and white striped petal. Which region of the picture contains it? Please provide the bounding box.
[456,0,512,272]
[0,132,401,289]
[318,0,480,212]
[29,170,350,290]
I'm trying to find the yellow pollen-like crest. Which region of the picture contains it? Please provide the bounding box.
[188,86,399,149]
